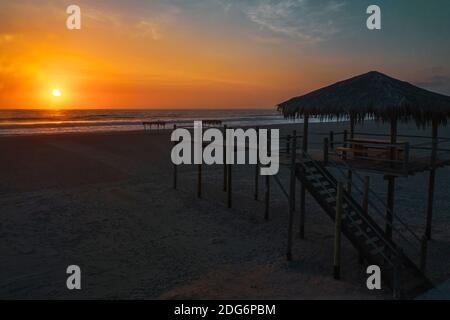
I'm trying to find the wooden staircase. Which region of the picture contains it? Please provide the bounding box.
[295,155,433,298]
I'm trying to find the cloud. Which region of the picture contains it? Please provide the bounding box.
[243,0,347,42]
[81,3,181,41]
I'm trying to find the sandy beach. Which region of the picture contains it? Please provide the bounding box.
[1,121,449,299]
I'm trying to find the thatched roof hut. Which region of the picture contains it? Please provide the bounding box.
[277,71,450,127]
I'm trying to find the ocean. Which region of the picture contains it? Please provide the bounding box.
[0,109,304,136]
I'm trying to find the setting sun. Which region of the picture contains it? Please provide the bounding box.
[52,89,62,97]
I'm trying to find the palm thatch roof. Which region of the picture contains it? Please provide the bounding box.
[277,71,450,126]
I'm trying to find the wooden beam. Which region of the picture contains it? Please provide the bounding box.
[334,182,344,280]
[350,115,355,139]
[287,131,297,261]
[197,163,202,198]
[347,116,355,195]
[264,130,272,220]
[347,170,353,195]
[329,131,334,150]
[227,164,232,208]
[420,235,428,273]
[299,115,309,239]
[323,137,329,165]
[197,124,203,199]
[426,120,438,240]
[173,125,178,189]
[359,176,370,265]
[386,117,398,241]
[223,125,228,192]
[254,126,259,200]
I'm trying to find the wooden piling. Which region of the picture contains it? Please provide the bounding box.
[287,131,297,261]
[386,118,398,241]
[264,175,270,220]
[362,176,370,214]
[286,134,291,155]
[173,125,178,190]
[264,130,271,220]
[197,164,202,198]
[227,164,232,208]
[254,127,259,200]
[343,129,348,160]
[347,170,353,195]
[426,120,438,240]
[299,115,309,239]
[329,131,334,150]
[386,176,395,240]
[359,176,370,264]
[223,124,228,192]
[393,252,402,299]
[334,182,344,280]
[346,118,355,194]
[323,137,329,165]
[420,235,428,273]
[197,125,203,199]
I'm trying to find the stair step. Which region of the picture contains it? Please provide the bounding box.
[319,189,336,195]
[306,174,324,180]
[342,211,357,219]
[312,181,331,187]
[365,237,381,246]
[355,227,374,237]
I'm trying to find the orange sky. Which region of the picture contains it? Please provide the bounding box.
[1,1,449,109]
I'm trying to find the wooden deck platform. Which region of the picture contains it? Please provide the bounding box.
[279,151,450,176]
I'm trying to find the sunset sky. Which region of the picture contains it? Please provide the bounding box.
[0,0,449,109]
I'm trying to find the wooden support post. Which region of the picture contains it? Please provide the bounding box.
[227,164,232,208]
[334,182,344,280]
[264,130,271,220]
[350,115,355,139]
[359,176,370,264]
[343,129,348,160]
[393,252,402,299]
[173,125,178,190]
[329,131,334,150]
[223,125,228,192]
[386,176,395,240]
[254,127,260,201]
[264,176,270,220]
[197,164,202,198]
[362,176,370,215]
[323,137,329,165]
[403,142,410,174]
[286,134,291,155]
[254,164,259,200]
[299,115,309,239]
[347,170,353,195]
[426,120,438,240]
[386,118,398,241]
[346,117,355,193]
[197,125,203,199]
[287,131,297,261]
[420,235,428,273]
